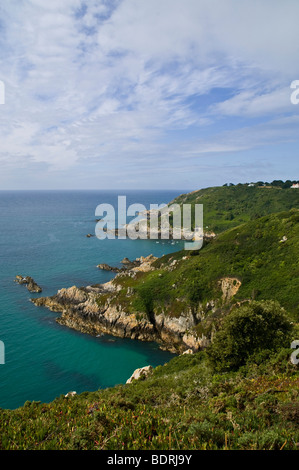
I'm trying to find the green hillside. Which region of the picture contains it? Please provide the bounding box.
[113,209,299,322]
[169,183,299,233]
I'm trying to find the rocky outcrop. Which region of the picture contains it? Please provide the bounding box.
[121,257,140,269]
[15,275,42,293]
[182,349,194,355]
[97,255,158,274]
[65,391,77,398]
[131,255,158,272]
[29,254,224,354]
[219,277,241,302]
[153,309,201,351]
[31,283,157,342]
[97,263,124,273]
[126,365,153,384]
[31,280,204,354]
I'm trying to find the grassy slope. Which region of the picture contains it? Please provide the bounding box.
[0,349,298,450]
[170,184,299,233]
[113,209,299,321]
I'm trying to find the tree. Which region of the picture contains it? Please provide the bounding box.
[283,180,292,189]
[271,180,284,187]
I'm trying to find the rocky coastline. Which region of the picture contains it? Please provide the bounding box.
[30,254,215,354]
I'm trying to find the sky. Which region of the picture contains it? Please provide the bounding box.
[0,0,299,190]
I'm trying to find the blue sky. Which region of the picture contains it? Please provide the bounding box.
[0,0,298,190]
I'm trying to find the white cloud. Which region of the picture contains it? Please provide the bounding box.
[210,87,295,117]
[0,0,298,188]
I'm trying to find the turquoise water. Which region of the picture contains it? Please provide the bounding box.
[0,190,185,410]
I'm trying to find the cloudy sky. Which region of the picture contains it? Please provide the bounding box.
[0,0,298,190]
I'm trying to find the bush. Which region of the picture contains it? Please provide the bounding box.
[207,300,293,372]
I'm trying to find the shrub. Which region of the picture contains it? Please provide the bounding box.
[207,300,293,372]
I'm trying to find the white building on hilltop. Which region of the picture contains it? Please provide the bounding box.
[291,183,299,188]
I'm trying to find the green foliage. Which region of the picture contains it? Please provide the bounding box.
[207,301,294,372]
[0,349,298,450]
[171,183,299,233]
[132,272,170,316]
[116,209,299,318]
[1,184,299,450]
[186,276,204,305]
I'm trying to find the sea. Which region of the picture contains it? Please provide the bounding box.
[0,190,187,410]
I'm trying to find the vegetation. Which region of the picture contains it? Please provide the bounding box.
[169,181,299,233]
[207,300,294,372]
[113,209,299,320]
[0,333,298,450]
[0,182,298,450]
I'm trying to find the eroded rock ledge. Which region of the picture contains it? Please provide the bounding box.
[31,285,202,353]
[30,255,241,354]
[29,257,198,353]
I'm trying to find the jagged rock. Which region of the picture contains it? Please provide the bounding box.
[182,332,207,350]
[30,280,206,354]
[204,231,216,240]
[101,279,121,292]
[30,259,218,354]
[131,255,158,272]
[182,349,194,355]
[219,277,241,302]
[97,255,157,273]
[65,391,77,397]
[126,365,153,384]
[15,275,42,293]
[97,263,123,272]
[31,285,157,344]
[121,257,140,269]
